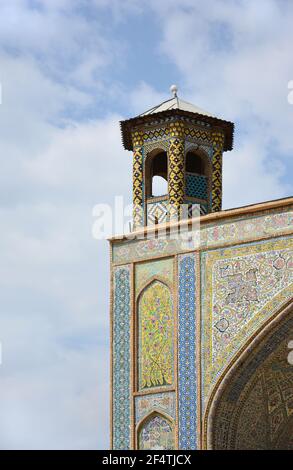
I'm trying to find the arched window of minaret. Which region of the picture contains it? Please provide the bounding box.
[185,150,209,203]
[186,150,206,175]
[145,150,168,198]
[137,280,174,390]
[138,413,174,450]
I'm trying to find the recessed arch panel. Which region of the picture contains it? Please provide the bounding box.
[206,302,293,450]
[137,412,175,450]
[137,280,174,390]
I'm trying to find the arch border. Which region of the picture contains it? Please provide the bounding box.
[203,298,293,449]
[136,275,173,301]
[144,147,169,201]
[135,409,175,450]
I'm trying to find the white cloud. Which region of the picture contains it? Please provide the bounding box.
[0,9,131,447]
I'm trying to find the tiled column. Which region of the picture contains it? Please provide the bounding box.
[132,131,144,229]
[211,131,225,212]
[168,122,185,221]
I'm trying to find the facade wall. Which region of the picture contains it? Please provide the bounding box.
[110,201,293,449]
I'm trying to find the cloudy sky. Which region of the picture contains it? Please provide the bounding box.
[0,0,292,450]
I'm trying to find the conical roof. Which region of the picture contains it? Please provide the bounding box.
[139,96,215,118]
[120,88,234,151]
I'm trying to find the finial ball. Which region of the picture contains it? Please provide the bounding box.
[170,84,178,97]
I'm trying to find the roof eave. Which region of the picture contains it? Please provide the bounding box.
[120,108,234,152]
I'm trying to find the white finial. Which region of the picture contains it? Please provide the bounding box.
[170,84,178,97]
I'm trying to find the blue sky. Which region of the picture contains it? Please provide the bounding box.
[0,0,292,449]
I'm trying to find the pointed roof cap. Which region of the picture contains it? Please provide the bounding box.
[120,86,234,151]
[139,96,215,118]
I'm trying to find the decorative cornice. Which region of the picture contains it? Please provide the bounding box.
[109,197,293,242]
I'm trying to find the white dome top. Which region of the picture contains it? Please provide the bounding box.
[139,96,215,118]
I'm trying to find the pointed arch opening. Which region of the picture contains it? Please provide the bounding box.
[186,151,206,175]
[185,149,211,207]
[137,411,175,450]
[137,279,174,391]
[145,149,168,198]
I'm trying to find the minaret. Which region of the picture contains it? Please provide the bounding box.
[120,86,234,229]
[110,89,235,451]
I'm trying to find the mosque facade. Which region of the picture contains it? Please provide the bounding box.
[109,87,293,450]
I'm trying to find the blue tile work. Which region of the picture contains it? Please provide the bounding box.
[112,265,131,449]
[186,173,207,200]
[135,392,176,424]
[178,254,197,450]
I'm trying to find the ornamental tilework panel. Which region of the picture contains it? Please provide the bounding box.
[112,266,132,450]
[147,199,169,226]
[138,281,174,390]
[112,209,293,265]
[168,137,185,217]
[142,123,211,146]
[201,237,293,410]
[203,210,293,249]
[211,131,224,212]
[178,254,198,450]
[135,258,174,295]
[135,392,176,424]
[138,414,175,450]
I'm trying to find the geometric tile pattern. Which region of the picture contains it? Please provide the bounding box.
[168,137,185,219]
[211,131,224,212]
[133,145,144,229]
[142,124,210,146]
[178,254,198,449]
[184,126,210,143]
[185,202,207,217]
[147,199,169,225]
[112,266,131,450]
[186,173,208,200]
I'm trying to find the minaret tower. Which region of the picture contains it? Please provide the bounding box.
[110,89,235,451]
[120,85,234,229]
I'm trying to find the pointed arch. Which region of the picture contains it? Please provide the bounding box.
[204,299,293,449]
[185,146,210,176]
[145,148,168,198]
[184,146,212,209]
[136,278,174,391]
[136,410,175,450]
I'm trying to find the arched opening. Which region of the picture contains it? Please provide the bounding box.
[185,150,209,203]
[145,150,168,198]
[137,412,174,450]
[207,303,293,450]
[186,151,206,175]
[137,280,174,391]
